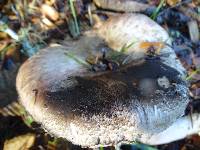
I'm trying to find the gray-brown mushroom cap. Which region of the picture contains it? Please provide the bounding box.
[16,45,188,147]
[16,13,189,147]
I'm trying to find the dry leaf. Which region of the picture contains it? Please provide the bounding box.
[6,45,20,62]
[0,32,9,39]
[4,133,35,150]
[42,17,55,27]
[45,0,56,6]
[139,41,164,54]
[139,42,164,49]
[193,0,200,5]
[167,0,181,6]
[41,4,59,21]
[0,41,8,52]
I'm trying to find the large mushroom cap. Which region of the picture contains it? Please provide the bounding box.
[16,14,189,147]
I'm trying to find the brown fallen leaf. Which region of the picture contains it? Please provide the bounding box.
[3,133,35,150]
[0,41,9,52]
[167,0,181,6]
[192,0,200,5]
[139,41,164,49]
[0,32,9,39]
[139,41,164,54]
[41,4,59,21]
[45,0,56,6]
[42,17,55,28]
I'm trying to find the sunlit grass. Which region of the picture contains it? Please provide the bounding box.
[69,0,80,36]
[64,52,90,68]
[151,0,165,20]
[186,68,200,81]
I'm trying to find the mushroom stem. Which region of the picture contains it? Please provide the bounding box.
[144,113,200,145]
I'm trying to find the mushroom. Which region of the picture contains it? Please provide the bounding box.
[16,14,191,148]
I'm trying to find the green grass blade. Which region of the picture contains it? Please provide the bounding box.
[64,52,90,68]
[151,0,165,20]
[69,0,80,35]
